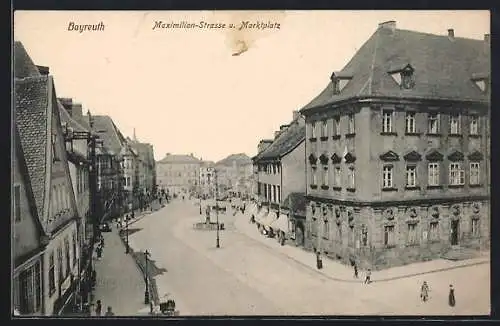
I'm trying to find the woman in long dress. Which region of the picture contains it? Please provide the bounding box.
[448,284,456,307]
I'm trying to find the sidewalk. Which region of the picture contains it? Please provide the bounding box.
[233,211,490,284]
[91,226,149,316]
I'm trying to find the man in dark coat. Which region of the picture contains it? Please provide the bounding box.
[448,284,456,307]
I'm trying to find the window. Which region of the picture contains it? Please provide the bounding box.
[51,132,59,161]
[384,225,395,246]
[408,223,418,245]
[449,114,461,134]
[57,246,63,286]
[311,122,317,138]
[48,252,55,295]
[277,185,281,203]
[323,220,329,239]
[406,112,416,133]
[382,110,393,133]
[470,162,480,185]
[272,185,276,202]
[312,166,317,185]
[336,222,342,243]
[383,166,393,188]
[64,237,71,278]
[471,219,480,237]
[18,262,41,314]
[334,166,341,186]
[334,116,340,136]
[348,114,355,134]
[470,115,479,135]
[449,163,465,185]
[322,167,329,186]
[429,222,439,241]
[348,166,355,188]
[401,70,415,89]
[72,232,77,267]
[361,227,368,246]
[406,165,417,187]
[428,113,440,133]
[321,120,328,137]
[14,185,21,222]
[428,163,440,186]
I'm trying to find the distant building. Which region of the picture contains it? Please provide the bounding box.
[215,153,253,197]
[199,161,215,197]
[252,111,306,242]
[128,130,157,202]
[300,22,490,269]
[156,153,201,195]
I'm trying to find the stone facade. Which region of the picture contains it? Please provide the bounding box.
[301,22,490,269]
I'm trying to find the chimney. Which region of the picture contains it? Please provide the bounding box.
[71,103,83,119]
[258,139,273,153]
[292,110,299,120]
[36,65,49,75]
[274,131,281,139]
[280,124,289,132]
[484,34,490,42]
[378,20,396,32]
[448,28,455,39]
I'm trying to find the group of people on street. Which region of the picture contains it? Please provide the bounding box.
[419,281,456,307]
[94,300,115,317]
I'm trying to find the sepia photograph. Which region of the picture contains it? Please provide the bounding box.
[12,10,490,317]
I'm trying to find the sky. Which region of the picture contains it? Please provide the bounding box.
[14,10,490,162]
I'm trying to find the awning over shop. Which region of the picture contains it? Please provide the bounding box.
[247,203,257,216]
[261,212,278,228]
[271,214,289,232]
[255,209,268,224]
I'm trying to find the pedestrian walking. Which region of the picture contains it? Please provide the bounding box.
[364,269,372,284]
[420,281,430,302]
[105,306,115,316]
[96,245,102,259]
[354,263,359,279]
[448,284,456,307]
[316,251,323,270]
[95,300,102,316]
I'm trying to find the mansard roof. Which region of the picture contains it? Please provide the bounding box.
[300,24,490,114]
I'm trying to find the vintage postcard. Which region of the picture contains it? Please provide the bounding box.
[12,10,490,317]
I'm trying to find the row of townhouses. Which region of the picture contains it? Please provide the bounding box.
[155,153,254,199]
[12,41,157,315]
[251,21,490,269]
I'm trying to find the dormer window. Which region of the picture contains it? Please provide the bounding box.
[330,72,352,95]
[471,73,489,93]
[389,64,415,90]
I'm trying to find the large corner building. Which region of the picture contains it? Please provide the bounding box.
[300,21,490,269]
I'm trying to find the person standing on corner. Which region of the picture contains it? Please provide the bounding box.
[105,306,115,316]
[420,281,430,302]
[448,284,456,307]
[95,300,102,316]
[316,250,323,270]
[364,269,372,284]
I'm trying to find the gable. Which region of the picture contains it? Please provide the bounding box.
[403,150,422,162]
[319,153,329,165]
[426,149,444,161]
[331,153,342,164]
[47,82,78,232]
[308,153,318,165]
[344,152,356,163]
[468,150,483,161]
[448,150,464,162]
[379,150,399,162]
[13,129,45,264]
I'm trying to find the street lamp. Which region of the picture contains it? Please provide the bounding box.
[125,216,130,254]
[144,250,150,305]
[215,169,220,248]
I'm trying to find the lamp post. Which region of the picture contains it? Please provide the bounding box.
[144,250,150,305]
[215,169,220,248]
[125,213,130,254]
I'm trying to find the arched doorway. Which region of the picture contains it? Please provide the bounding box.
[295,221,305,247]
